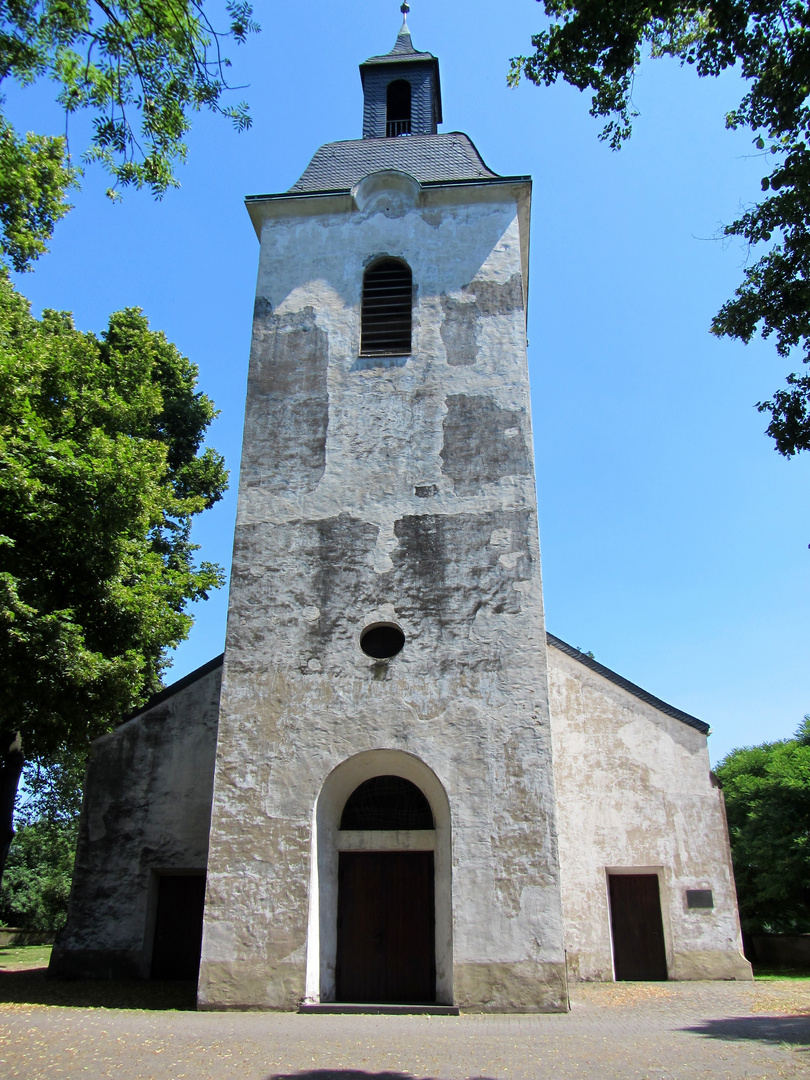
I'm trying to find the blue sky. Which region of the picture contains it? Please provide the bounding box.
[7,1,809,764]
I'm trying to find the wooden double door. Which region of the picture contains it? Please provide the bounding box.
[609,873,668,981]
[336,851,436,1003]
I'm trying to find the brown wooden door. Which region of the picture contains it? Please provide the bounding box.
[150,874,206,980]
[336,851,435,1003]
[609,873,668,981]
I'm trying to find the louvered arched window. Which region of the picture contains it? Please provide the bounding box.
[360,258,412,355]
[386,80,412,137]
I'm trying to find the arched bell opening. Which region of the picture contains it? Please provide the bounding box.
[306,751,453,1006]
[386,79,412,136]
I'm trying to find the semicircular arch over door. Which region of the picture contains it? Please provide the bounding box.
[306,750,453,1006]
[337,775,435,1003]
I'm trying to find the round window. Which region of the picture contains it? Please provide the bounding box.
[360,622,405,659]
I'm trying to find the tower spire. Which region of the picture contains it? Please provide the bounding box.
[395,1,412,50]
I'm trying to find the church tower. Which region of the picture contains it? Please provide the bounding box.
[198,11,568,1012]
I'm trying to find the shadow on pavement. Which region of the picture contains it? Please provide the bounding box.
[0,966,196,1010]
[681,1015,810,1047]
[267,1074,496,1080]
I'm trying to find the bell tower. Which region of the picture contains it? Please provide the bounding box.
[198,10,568,1013]
[359,13,441,137]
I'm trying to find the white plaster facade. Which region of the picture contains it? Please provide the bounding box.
[53,638,753,992]
[547,641,750,983]
[51,659,222,979]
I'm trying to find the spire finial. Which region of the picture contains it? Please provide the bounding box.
[397,2,411,41]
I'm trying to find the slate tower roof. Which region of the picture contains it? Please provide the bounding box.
[289,133,497,193]
[285,10,505,197]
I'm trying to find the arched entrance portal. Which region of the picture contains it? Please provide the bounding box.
[336,776,435,1003]
[305,750,453,1006]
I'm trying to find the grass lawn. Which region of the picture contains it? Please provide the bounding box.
[0,944,196,1010]
[752,964,810,980]
[0,944,53,971]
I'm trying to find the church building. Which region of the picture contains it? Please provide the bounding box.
[51,12,752,1011]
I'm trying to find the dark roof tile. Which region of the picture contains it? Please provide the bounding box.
[290,132,498,193]
[362,26,433,64]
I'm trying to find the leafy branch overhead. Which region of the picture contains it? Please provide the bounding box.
[510,0,810,459]
[0,0,259,268]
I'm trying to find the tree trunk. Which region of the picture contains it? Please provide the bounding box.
[0,731,24,890]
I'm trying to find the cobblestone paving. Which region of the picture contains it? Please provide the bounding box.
[1,978,808,1080]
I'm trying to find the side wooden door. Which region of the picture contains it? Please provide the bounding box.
[609,873,668,981]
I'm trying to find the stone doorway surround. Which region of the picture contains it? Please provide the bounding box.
[304,749,453,1006]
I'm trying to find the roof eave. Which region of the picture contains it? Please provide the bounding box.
[114,652,225,731]
[547,633,710,734]
[245,174,530,205]
[359,52,438,72]
[245,176,532,307]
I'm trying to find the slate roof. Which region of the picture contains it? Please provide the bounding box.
[362,34,435,65]
[289,132,499,193]
[547,633,710,734]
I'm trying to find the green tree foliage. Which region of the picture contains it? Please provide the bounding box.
[0,268,227,754]
[510,1,810,458]
[0,269,228,880]
[0,818,78,931]
[0,751,84,931]
[714,718,810,933]
[0,115,77,272]
[0,0,259,269]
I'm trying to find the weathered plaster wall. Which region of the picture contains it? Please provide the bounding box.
[50,661,221,979]
[547,643,751,982]
[199,179,567,1012]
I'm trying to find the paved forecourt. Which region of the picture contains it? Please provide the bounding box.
[1,980,808,1079]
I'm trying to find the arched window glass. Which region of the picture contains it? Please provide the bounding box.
[340,775,434,830]
[386,80,412,137]
[361,258,412,355]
